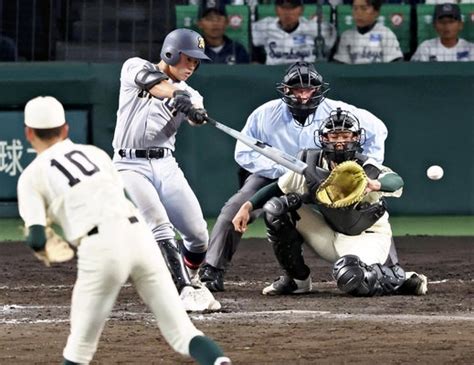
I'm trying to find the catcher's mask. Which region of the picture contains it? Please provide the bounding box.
[276,61,329,127]
[316,108,365,163]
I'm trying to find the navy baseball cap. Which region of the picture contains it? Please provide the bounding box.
[275,0,304,8]
[199,1,227,19]
[434,3,461,21]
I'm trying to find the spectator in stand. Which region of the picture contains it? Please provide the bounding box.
[411,3,474,62]
[333,0,403,64]
[197,1,250,65]
[251,0,336,64]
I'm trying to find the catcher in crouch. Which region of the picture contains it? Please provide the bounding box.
[232,108,428,297]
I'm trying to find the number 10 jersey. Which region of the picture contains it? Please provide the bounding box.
[17,138,137,245]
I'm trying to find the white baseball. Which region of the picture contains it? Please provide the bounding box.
[427,165,444,180]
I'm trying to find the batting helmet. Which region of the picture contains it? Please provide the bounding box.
[316,108,365,163]
[276,61,329,126]
[160,28,211,66]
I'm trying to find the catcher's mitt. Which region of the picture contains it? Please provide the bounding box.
[315,161,368,208]
[34,227,75,267]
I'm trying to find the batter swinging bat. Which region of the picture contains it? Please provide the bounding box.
[204,115,308,175]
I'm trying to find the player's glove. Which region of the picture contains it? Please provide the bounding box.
[315,161,368,208]
[172,90,193,115]
[33,227,75,267]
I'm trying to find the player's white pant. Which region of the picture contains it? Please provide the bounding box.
[114,155,208,254]
[295,205,392,265]
[63,217,202,364]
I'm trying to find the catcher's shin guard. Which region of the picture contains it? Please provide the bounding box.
[333,255,405,297]
[264,205,310,281]
[157,239,192,291]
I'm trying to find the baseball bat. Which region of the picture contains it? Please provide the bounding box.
[204,115,308,175]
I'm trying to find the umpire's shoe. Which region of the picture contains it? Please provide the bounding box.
[200,264,225,292]
[262,275,312,295]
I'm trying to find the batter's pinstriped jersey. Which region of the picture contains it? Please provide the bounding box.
[17,139,137,245]
[333,23,403,64]
[411,38,474,62]
[112,57,204,151]
[252,16,337,65]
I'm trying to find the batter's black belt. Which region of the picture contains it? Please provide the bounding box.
[87,216,139,236]
[118,148,171,159]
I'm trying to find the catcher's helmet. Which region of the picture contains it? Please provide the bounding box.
[317,108,365,163]
[160,28,211,66]
[276,61,329,126]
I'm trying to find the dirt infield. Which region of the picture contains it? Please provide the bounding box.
[1,236,473,364]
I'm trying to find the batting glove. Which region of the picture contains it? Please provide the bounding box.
[188,108,207,124]
[172,90,193,115]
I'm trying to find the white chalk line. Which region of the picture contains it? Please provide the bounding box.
[0,278,469,291]
[1,305,473,325]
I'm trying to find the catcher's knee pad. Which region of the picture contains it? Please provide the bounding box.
[333,255,374,295]
[370,263,406,295]
[333,255,406,297]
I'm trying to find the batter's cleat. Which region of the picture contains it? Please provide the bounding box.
[180,285,222,312]
[397,272,428,296]
[186,267,203,288]
[199,264,225,292]
[262,275,312,295]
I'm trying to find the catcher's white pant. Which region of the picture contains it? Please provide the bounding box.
[295,205,392,265]
[62,216,202,364]
[113,154,208,254]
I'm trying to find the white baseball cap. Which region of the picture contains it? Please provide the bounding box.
[24,96,66,129]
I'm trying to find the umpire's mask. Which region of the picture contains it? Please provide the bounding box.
[276,61,330,126]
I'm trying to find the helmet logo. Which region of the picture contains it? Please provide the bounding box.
[198,37,205,49]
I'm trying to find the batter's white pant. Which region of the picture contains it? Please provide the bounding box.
[62,216,202,364]
[295,205,392,265]
[114,155,208,254]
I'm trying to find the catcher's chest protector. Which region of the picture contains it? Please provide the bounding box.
[301,149,386,236]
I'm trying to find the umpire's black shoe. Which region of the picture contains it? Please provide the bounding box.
[199,264,225,292]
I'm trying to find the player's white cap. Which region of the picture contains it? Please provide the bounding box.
[24,96,66,129]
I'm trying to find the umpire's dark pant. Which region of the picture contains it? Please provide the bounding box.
[205,174,274,270]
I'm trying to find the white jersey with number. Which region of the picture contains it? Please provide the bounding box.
[18,137,204,363]
[112,57,204,151]
[333,23,403,64]
[17,138,136,244]
[411,38,474,62]
[252,16,337,65]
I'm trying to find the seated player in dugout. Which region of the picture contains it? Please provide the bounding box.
[232,108,428,297]
[197,1,250,65]
[251,0,337,64]
[332,0,403,63]
[411,3,474,62]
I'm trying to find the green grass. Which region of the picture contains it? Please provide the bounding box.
[208,215,474,238]
[2,216,473,242]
